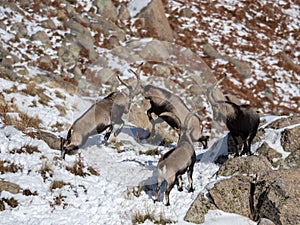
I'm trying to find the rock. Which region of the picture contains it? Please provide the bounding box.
[66,19,97,61]
[254,169,300,225]
[93,0,118,21]
[181,7,194,18]
[209,175,253,218]
[37,55,54,72]
[266,115,300,129]
[202,43,221,59]
[257,218,276,225]
[138,39,171,61]
[58,34,82,64]
[282,148,300,169]
[0,180,21,194]
[184,193,216,224]
[217,155,272,177]
[136,0,173,42]
[31,31,51,47]
[11,22,28,40]
[226,57,252,79]
[256,142,282,166]
[31,130,62,150]
[118,4,130,20]
[280,125,300,152]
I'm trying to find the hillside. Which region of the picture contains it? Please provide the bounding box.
[0,0,299,225]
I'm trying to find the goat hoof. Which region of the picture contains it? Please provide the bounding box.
[165,202,170,206]
[188,188,194,193]
[178,187,183,192]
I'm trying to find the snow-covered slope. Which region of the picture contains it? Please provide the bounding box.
[0,0,299,224]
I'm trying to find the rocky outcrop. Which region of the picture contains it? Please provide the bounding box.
[186,152,300,225]
[217,155,272,177]
[254,169,300,225]
[184,193,216,224]
[280,125,300,152]
[266,115,300,129]
[256,142,282,166]
[134,0,173,42]
[202,43,252,79]
[209,175,254,218]
[0,180,20,194]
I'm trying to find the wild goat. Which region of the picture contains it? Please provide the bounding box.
[128,66,208,148]
[154,109,197,206]
[61,74,136,159]
[207,76,260,156]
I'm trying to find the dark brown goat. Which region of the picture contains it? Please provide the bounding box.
[207,76,260,156]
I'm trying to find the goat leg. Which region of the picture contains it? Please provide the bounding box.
[114,121,124,137]
[154,178,162,203]
[231,135,240,157]
[187,166,194,193]
[165,176,176,206]
[104,125,113,141]
[177,175,183,192]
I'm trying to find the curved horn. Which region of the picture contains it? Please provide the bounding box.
[128,62,144,96]
[183,109,198,130]
[159,111,181,128]
[213,74,226,88]
[116,71,132,91]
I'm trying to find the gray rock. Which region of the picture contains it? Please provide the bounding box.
[257,218,276,225]
[217,155,272,177]
[202,43,221,59]
[282,148,300,169]
[93,0,118,21]
[135,0,173,42]
[209,175,253,218]
[254,169,300,225]
[66,19,97,61]
[32,130,62,150]
[280,125,300,152]
[31,31,51,47]
[266,115,300,129]
[256,142,282,166]
[184,193,216,224]
[0,180,21,194]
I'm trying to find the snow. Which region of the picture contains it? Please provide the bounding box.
[0,0,299,224]
[128,0,152,18]
[0,112,265,225]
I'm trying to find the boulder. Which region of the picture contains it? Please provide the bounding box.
[0,180,21,194]
[31,130,62,150]
[280,125,300,152]
[256,142,282,166]
[254,169,300,225]
[266,115,300,129]
[135,0,173,42]
[31,31,51,48]
[93,0,118,21]
[282,148,300,169]
[209,175,253,218]
[217,155,272,177]
[184,193,216,224]
[66,19,97,61]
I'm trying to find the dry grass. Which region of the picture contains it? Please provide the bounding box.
[40,161,54,182]
[0,198,18,211]
[9,144,40,155]
[50,180,68,191]
[66,154,100,177]
[0,160,23,174]
[0,99,41,131]
[132,205,175,224]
